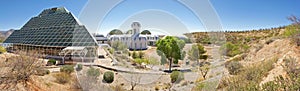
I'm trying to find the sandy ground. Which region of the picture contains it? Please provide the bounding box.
[0,43,223,91]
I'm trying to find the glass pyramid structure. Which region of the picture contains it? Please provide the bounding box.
[4,7,98,57]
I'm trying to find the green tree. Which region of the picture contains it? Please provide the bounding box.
[126,29,132,34]
[109,29,123,35]
[156,36,185,72]
[141,30,151,35]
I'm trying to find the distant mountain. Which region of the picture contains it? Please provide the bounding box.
[5,29,14,37]
[0,29,15,38]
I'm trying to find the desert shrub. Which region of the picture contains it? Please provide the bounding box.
[138,51,144,58]
[76,64,83,71]
[218,58,277,90]
[87,67,100,78]
[108,48,114,54]
[220,42,250,57]
[284,25,300,37]
[47,59,56,65]
[103,71,114,83]
[269,57,300,90]
[284,57,300,77]
[0,51,43,89]
[170,71,184,83]
[295,35,300,46]
[60,65,74,74]
[262,74,300,91]
[132,51,138,59]
[194,82,205,91]
[194,81,218,91]
[284,21,300,46]
[200,37,211,44]
[242,58,276,82]
[220,42,240,57]
[225,61,243,75]
[54,72,71,84]
[134,58,149,68]
[0,46,6,54]
[36,69,50,76]
[261,81,280,91]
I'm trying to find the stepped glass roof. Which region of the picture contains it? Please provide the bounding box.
[4,7,97,47]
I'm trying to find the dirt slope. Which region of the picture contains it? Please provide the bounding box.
[242,39,300,85]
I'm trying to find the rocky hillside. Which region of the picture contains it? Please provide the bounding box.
[184,27,285,44]
[215,27,300,90]
[0,29,14,42]
[185,25,300,90]
[0,29,14,39]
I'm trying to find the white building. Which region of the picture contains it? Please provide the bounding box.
[108,22,159,50]
[94,34,108,44]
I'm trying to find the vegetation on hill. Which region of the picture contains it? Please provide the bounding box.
[284,15,300,46]
[185,25,285,46]
[220,42,249,57]
[262,57,300,90]
[215,16,300,90]
[225,61,243,75]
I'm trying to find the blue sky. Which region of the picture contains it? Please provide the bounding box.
[1,0,300,34]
